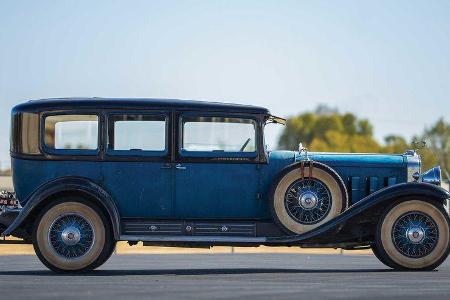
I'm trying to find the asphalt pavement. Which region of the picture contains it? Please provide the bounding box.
[0,253,449,300]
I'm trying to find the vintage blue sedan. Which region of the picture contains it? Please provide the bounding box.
[0,97,449,272]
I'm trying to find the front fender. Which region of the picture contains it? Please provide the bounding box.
[1,177,121,240]
[267,182,450,244]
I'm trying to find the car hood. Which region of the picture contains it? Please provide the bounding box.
[265,150,409,205]
[268,150,406,167]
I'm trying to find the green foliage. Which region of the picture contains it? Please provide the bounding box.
[420,118,450,174]
[277,106,449,178]
[278,108,380,153]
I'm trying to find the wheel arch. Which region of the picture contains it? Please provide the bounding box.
[354,182,450,221]
[2,177,120,240]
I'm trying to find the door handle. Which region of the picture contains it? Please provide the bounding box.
[175,164,187,170]
[161,163,172,169]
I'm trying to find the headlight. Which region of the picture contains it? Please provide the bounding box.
[421,166,442,186]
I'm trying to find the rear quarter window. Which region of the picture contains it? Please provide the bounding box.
[44,115,99,150]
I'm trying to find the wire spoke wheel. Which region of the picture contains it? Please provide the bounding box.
[48,213,95,259]
[375,200,450,271]
[391,212,439,258]
[33,201,110,272]
[284,178,332,225]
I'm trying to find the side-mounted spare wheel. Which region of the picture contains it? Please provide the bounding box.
[271,161,348,235]
[374,199,450,270]
[32,198,115,272]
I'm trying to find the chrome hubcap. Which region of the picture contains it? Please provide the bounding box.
[392,211,439,258]
[299,192,318,209]
[406,227,425,243]
[61,227,81,246]
[48,213,95,259]
[284,178,332,225]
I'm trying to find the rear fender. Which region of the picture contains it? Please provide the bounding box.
[1,177,120,240]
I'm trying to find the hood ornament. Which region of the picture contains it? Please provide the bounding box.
[405,141,426,156]
[412,140,426,151]
[299,143,309,161]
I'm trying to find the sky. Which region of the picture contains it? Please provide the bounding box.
[1,0,450,168]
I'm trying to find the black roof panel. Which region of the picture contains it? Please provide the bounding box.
[13,97,270,114]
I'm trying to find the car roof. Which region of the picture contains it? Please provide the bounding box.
[13,97,270,114]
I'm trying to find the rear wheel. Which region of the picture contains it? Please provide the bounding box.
[374,200,450,270]
[271,162,348,234]
[33,199,113,272]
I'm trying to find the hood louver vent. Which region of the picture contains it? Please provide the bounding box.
[349,176,398,204]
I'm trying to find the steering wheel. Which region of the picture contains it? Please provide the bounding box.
[239,138,251,152]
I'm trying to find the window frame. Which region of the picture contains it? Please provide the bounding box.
[106,111,169,158]
[177,112,260,161]
[41,112,102,157]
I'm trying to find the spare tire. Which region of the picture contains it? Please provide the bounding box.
[270,161,348,235]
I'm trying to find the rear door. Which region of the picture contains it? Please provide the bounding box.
[102,111,173,218]
[173,113,262,219]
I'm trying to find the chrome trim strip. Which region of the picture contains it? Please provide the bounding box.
[120,235,267,243]
[405,150,421,182]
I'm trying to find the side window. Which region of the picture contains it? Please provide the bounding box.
[182,116,256,153]
[108,115,166,153]
[44,115,99,150]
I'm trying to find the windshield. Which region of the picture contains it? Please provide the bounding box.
[264,115,285,152]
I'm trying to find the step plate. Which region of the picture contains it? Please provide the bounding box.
[122,220,256,237]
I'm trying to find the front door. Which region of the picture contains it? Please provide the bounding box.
[174,113,261,219]
[102,112,173,218]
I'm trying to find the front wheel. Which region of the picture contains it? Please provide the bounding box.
[33,199,113,272]
[374,200,450,271]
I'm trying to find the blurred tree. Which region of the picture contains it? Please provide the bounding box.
[382,135,409,153]
[278,106,450,180]
[416,146,439,172]
[278,106,380,152]
[419,119,450,177]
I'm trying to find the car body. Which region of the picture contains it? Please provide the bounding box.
[1,97,449,272]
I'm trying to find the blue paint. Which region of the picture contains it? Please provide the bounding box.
[11,150,407,220]
[9,98,408,222]
[101,161,172,218]
[259,151,406,208]
[12,159,102,204]
[174,163,261,218]
[350,177,361,203]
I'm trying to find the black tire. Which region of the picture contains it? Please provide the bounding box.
[270,161,348,235]
[371,244,396,269]
[374,199,450,271]
[32,197,114,273]
[90,239,116,270]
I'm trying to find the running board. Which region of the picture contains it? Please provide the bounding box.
[118,235,369,249]
[120,235,267,244]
